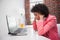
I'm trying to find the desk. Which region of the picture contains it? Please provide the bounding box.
[26,25,51,40]
[2,25,50,40]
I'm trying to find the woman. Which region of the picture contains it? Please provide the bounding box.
[31,4,59,40]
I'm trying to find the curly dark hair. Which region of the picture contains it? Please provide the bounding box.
[31,4,49,17]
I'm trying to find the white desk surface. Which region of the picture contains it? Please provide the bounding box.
[2,25,50,40]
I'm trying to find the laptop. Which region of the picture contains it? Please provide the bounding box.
[6,16,27,36]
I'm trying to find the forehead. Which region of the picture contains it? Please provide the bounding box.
[33,12,39,15]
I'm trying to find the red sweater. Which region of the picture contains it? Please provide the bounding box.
[33,14,59,40]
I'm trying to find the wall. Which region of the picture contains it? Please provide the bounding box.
[0,0,24,40]
[25,0,31,25]
[44,0,60,23]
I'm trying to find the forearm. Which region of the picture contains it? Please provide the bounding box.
[33,21,37,31]
[36,19,56,35]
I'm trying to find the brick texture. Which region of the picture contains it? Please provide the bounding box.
[44,0,60,23]
[25,0,31,25]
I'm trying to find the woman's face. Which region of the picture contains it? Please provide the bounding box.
[33,12,40,20]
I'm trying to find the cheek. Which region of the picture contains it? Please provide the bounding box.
[36,16,40,19]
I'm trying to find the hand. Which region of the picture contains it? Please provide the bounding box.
[34,17,36,22]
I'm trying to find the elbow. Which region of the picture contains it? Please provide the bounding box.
[33,28,37,31]
[38,30,45,36]
[38,32,44,36]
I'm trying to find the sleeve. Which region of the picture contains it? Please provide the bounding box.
[33,21,37,31]
[36,19,56,35]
